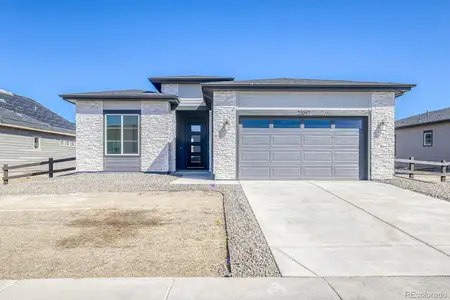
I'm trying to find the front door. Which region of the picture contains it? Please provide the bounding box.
[186,121,207,169]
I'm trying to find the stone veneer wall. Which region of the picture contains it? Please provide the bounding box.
[370,92,395,180]
[212,91,237,179]
[140,101,176,172]
[75,100,104,171]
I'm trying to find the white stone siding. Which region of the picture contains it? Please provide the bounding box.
[370,92,395,180]
[75,101,104,171]
[140,101,176,172]
[213,91,237,179]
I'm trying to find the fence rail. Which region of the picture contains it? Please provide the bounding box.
[395,157,448,182]
[2,157,76,185]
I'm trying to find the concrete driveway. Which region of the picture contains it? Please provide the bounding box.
[240,181,450,277]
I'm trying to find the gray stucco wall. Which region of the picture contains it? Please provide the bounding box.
[396,122,450,162]
[75,100,104,171]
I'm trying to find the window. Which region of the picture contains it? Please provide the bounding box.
[33,137,40,149]
[304,119,331,128]
[60,140,64,146]
[242,119,270,128]
[273,119,301,128]
[423,130,433,147]
[334,119,362,129]
[105,114,139,155]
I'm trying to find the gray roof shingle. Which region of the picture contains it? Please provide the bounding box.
[0,90,75,135]
[396,107,450,129]
[202,77,414,87]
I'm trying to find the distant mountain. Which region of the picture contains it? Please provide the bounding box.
[0,89,75,134]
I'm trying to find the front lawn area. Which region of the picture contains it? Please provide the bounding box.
[0,191,227,278]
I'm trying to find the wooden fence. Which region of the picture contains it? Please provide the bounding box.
[2,157,76,185]
[395,157,450,182]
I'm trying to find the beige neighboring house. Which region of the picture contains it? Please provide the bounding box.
[395,107,450,162]
[0,89,76,174]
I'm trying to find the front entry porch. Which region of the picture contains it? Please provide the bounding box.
[176,111,210,171]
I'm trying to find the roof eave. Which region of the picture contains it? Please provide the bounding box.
[201,84,415,97]
[149,77,235,85]
[59,95,180,104]
[396,119,450,129]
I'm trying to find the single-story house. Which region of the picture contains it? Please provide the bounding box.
[395,107,450,162]
[0,89,75,171]
[60,76,415,180]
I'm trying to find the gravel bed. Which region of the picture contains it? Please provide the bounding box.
[0,173,281,277]
[378,176,450,202]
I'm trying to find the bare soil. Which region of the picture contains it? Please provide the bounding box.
[0,191,227,279]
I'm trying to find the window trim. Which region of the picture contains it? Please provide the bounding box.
[33,137,41,150]
[104,114,140,156]
[423,130,433,147]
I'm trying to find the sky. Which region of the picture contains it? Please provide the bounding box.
[1,0,449,122]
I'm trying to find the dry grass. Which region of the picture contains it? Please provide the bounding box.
[0,191,227,279]
[56,209,164,249]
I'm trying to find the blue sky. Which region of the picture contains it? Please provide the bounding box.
[1,0,449,122]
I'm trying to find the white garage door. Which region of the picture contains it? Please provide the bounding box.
[238,118,365,180]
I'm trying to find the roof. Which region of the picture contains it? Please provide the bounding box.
[59,89,179,104]
[202,78,416,96]
[149,75,234,92]
[149,75,234,84]
[396,107,450,129]
[0,90,75,135]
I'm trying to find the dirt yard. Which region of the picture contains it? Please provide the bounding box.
[0,191,227,279]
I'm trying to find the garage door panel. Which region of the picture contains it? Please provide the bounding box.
[272,135,302,146]
[333,151,359,162]
[272,151,302,162]
[240,167,270,179]
[334,167,360,178]
[303,135,332,145]
[334,135,359,146]
[271,167,301,178]
[241,135,270,145]
[241,151,270,162]
[302,167,333,178]
[238,117,364,180]
[303,151,332,162]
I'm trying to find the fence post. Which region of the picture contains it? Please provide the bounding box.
[3,164,8,185]
[48,158,54,178]
[409,156,414,179]
[441,160,446,182]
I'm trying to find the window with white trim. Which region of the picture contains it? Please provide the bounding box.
[423,130,433,147]
[105,114,139,155]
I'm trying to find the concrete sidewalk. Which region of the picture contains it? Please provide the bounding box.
[1,277,450,300]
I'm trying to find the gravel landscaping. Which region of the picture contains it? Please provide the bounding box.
[0,173,281,277]
[379,176,450,202]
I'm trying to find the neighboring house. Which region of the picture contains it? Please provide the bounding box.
[0,89,76,171]
[395,107,450,162]
[60,76,415,180]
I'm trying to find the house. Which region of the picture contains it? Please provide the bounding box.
[0,89,75,170]
[60,76,415,180]
[395,107,450,162]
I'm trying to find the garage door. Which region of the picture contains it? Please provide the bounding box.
[238,118,365,180]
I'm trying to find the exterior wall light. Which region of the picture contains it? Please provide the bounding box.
[379,120,387,132]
